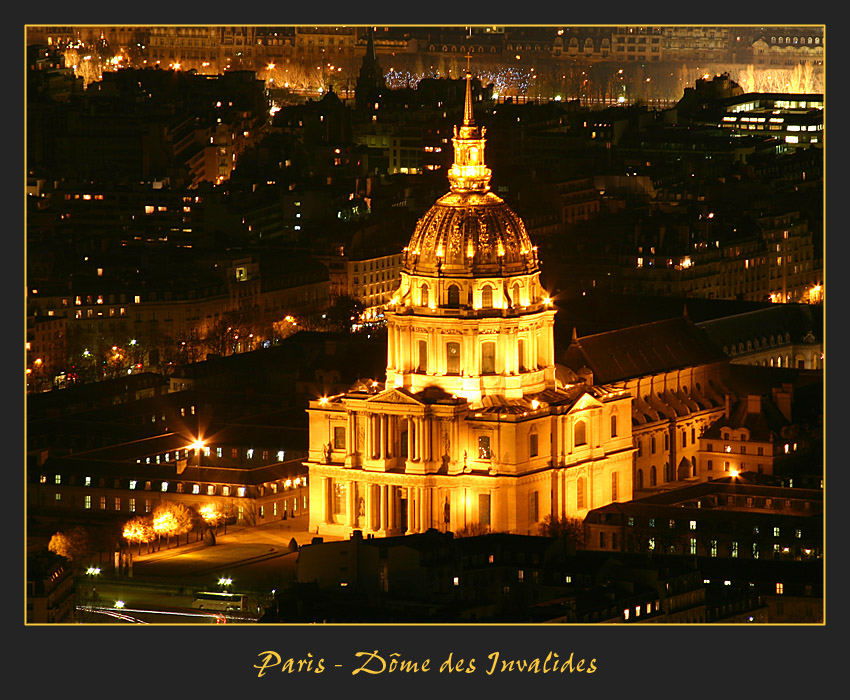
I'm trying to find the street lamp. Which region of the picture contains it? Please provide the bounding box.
[190,439,205,468]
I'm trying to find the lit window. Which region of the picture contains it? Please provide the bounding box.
[129,498,135,512]
[84,495,91,509]
[54,475,61,485]
[129,480,137,489]
[222,486,231,496]
[773,527,780,537]
[689,520,697,530]
[161,482,168,492]
[208,485,215,495]
[776,583,784,595]
[478,435,492,460]
[85,476,91,487]
[237,487,246,497]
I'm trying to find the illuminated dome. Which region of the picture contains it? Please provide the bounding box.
[403,191,538,276]
[402,70,538,278]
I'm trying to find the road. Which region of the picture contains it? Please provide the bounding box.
[74,516,342,623]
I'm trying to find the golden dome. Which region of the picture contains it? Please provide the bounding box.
[402,70,538,278]
[402,190,538,276]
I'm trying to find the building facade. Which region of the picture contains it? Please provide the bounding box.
[307,74,634,539]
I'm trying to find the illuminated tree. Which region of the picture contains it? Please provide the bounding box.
[122,517,155,555]
[152,502,194,547]
[48,526,90,561]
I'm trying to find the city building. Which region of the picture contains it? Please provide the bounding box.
[697,303,823,369]
[583,480,822,561]
[306,73,634,539]
[560,317,729,493]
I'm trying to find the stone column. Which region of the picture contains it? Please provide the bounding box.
[346,480,356,527]
[379,415,386,460]
[380,484,388,532]
[407,487,415,532]
[365,483,375,530]
[322,477,331,524]
[407,419,415,461]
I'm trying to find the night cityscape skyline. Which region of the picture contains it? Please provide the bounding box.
[26,24,824,625]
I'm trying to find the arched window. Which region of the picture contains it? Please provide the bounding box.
[577,477,585,509]
[446,342,460,375]
[512,282,521,307]
[518,338,526,372]
[575,420,587,446]
[481,285,493,308]
[636,469,644,489]
[420,283,429,307]
[610,413,618,438]
[481,341,496,374]
[447,284,460,307]
[650,466,657,486]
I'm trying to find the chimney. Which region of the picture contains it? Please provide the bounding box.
[772,386,793,422]
[746,394,762,415]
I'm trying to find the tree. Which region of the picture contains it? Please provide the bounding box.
[538,515,585,549]
[152,502,195,547]
[122,517,155,555]
[48,526,90,561]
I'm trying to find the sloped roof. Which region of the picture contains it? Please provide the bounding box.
[697,303,822,351]
[561,317,727,384]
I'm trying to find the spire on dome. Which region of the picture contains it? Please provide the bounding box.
[463,56,475,127]
[447,64,491,193]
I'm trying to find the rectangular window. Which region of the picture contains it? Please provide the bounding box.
[84,495,91,509]
[333,426,346,450]
[114,497,121,510]
[529,433,538,458]
[710,540,718,557]
[731,541,739,558]
[129,498,135,512]
[611,414,618,438]
[707,460,713,471]
[689,537,697,555]
[417,339,428,373]
[481,341,496,375]
[690,520,697,530]
[478,435,491,460]
[648,537,655,551]
[599,531,606,548]
[222,486,230,496]
[611,472,619,501]
[528,491,539,523]
[100,496,106,510]
[446,342,460,375]
[479,494,491,527]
